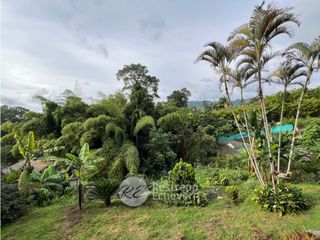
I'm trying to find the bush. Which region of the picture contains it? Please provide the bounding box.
[225,186,238,203]
[211,153,247,169]
[164,160,207,206]
[252,184,309,215]
[291,144,320,183]
[4,170,20,183]
[1,183,29,225]
[86,178,120,207]
[204,168,247,186]
[169,160,196,187]
[301,118,320,146]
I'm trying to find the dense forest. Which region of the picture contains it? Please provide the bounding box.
[2,74,319,174]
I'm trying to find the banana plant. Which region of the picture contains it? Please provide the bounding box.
[30,164,65,206]
[65,143,91,210]
[14,131,35,168]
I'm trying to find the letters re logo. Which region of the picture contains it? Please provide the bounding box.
[119,176,149,207]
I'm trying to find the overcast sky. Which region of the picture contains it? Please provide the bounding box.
[1,0,320,111]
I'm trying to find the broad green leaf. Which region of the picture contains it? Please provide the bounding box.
[79,143,90,162]
[27,131,35,154]
[66,153,80,165]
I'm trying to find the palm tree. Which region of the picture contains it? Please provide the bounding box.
[228,3,300,191]
[270,60,305,177]
[197,41,265,186]
[285,36,320,175]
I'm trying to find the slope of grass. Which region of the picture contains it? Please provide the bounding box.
[2,167,320,240]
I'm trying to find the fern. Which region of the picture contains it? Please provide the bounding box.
[133,115,155,136]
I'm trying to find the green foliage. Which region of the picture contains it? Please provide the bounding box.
[110,142,140,181]
[117,63,159,98]
[133,115,155,136]
[18,167,33,192]
[1,183,28,225]
[225,186,239,203]
[291,143,320,183]
[167,88,191,108]
[211,153,247,169]
[17,164,66,207]
[144,128,177,177]
[253,184,309,215]
[59,96,87,127]
[302,118,320,146]
[4,170,20,184]
[190,127,218,165]
[169,160,196,186]
[66,143,90,167]
[79,115,110,148]
[157,112,183,130]
[105,122,125,144]
[203,167,248,187]
[55,121,84,154]
[86,179,119,207]
[163,161,207,206]
[15,131,36,164]
[0,105,29,123]
[0,144,19,165]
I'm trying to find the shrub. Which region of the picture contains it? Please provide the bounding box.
[225,186,238,203]
[252,184,309,215]
[1,183,29,225]
[219,175,230,186]
[291,143,320,183]
[169,160,196,187]
[4,170,20,183]
[204,168,247,186]
[165,160,207,206]
[301,118,320,146]
[86,178,120,207]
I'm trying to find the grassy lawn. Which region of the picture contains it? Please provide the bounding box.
[2,168,320,240]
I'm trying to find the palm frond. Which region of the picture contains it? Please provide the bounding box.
[133,115,155,136]
[105,123,125,143]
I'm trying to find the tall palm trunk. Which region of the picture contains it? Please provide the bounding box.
[277,85,287,180]
[286,73,311,174]
[224,79,265,186]
[257,69,276,192]
[240,87,258,174]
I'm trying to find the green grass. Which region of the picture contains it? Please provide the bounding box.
[2,167,320,240]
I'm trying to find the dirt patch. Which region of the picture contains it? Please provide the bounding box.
[55,206,84,239]
[280,231,316,240]
[251,224,276,240]
[200,217,223,239]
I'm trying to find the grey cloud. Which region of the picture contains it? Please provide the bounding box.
[139,16,167,40]
[1,0,319,112]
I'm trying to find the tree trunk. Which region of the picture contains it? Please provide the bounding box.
[286,74,311,175]
[240,87,258,175]
[276,85,287,182]
[223,80,265,186]
[257,70,276,192]
[78,182,82,211]
[104,198,111,207]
